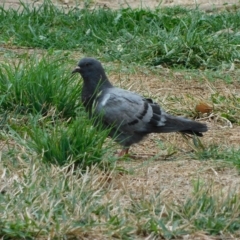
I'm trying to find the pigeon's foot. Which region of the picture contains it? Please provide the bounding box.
[116,149,155,159]
[115,149,136,159]
[118,148,130,157]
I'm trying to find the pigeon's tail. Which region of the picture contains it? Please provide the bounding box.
[155,115,208,136]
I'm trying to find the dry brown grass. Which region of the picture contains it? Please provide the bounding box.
[1,40,240,238]
[3,0,240,11]
[1,47,240,201]
[107,67,240,203]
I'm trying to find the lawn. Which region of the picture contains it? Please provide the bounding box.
[0,0,240,239]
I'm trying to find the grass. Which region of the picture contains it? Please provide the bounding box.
[1,54,239,240]
[26,113,113,168]
[0,1,240,69]
[1,159,240,239]
[0,52,115,169]
[0,52,81,118]
[193,145,240,169]
[0,1,240,239]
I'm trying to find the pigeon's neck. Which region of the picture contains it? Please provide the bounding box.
[82,74,112,110]
[98,76,113,90]
[83,74,112,93]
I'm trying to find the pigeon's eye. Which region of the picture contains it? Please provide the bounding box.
[85,62,91,67]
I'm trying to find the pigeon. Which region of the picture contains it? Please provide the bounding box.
[72,57,208,156]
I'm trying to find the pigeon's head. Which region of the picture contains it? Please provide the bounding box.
[72,57,112,90]
[72,57,104,79]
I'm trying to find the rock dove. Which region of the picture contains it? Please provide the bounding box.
[72,58,208,156]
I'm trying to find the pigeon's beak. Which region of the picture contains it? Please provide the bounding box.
[72,66,81,74]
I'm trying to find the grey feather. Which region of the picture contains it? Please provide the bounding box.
[73,57,208,149]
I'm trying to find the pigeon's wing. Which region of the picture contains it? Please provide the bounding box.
[95,87,208,136]
[95,88,166,133]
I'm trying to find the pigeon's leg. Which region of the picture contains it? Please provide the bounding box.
[118,149,154,159]
[118,148,129,157]
[117,148,155,159]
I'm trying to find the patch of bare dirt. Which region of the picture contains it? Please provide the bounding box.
[2,0,240,11]
[114,159,240,204]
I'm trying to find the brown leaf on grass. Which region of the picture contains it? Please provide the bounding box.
[195,102,213,114]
